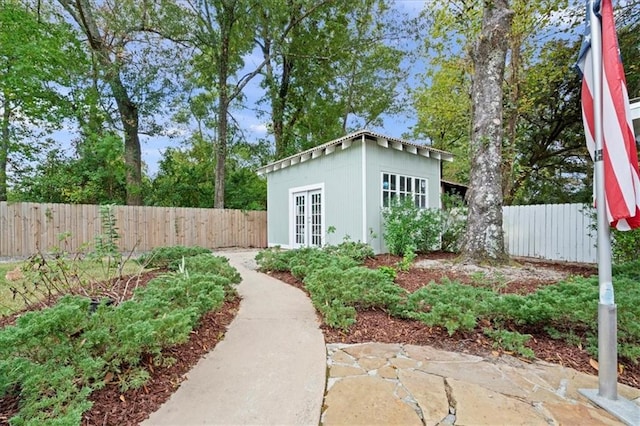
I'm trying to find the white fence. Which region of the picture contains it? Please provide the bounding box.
[503,203,597,263]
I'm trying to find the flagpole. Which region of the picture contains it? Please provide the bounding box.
[587,0,618,401]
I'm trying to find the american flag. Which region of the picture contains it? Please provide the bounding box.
[576,0,640,230]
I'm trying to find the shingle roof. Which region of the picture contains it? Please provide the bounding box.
[256,129,453,175]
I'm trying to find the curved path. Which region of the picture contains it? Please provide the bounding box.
[143,250,326,425]
[144,250,640,426]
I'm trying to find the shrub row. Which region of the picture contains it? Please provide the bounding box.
[256,246,640,363]
[0,250,240,425]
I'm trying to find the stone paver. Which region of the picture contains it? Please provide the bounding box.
[322,376,423,425]
[324,343,637,426]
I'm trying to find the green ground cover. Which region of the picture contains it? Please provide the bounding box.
[0,246,240,425]
[256,245,640,364]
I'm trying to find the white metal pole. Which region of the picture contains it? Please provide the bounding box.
[588,0,618,400]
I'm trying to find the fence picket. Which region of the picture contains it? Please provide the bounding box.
[0,202,267,257]
[503,203,596,263]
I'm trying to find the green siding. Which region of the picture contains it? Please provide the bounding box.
[266,138,443,253]
[266,140,364,248]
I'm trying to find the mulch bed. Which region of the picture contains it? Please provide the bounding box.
[1,253,638,425]
[0,271,240,426]
[269,253,639,390]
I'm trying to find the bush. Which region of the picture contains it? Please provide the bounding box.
[304,266,405,330]
[177,254,241,292]
[323,239,375,262]
[136,246,212,269]
[403,280,495,335]
[382,198,442,256]
[254,246,297,272]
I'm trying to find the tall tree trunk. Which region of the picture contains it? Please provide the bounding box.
[214,13,232,209]
[460,0,514,264]
[273,56,292,159]
[0,95,10,201]
[58,0,143,205]
[112,80,142,205]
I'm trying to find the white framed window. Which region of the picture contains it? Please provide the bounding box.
[382,172,428,209]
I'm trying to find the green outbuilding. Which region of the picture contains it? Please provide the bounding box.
[257,130,454,254]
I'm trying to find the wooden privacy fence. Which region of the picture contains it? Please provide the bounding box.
[503,203,596,263]
[0,202,267,258]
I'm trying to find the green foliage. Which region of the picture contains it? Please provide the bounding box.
[91,204,121,260]
[483,328,535,359]
[304,266,405,330]
[377,266,397,282]
[611,228,640,264]
[0,261,237,424]
[136,246,212,269]
[323,238,375,263]
[178,254,241,284]
[382,198,443,256]
[403,281,495,335]
[289,248,359,281]
[397,248,417,272]
[440,195,467,252]
[254,246,298,272]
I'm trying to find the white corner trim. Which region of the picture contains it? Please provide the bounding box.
[361,135,367,243]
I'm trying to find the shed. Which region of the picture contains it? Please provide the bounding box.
[256,130,453,254]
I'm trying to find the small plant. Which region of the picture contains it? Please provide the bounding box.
[377,265,397,281]
[483,328,535,359]
[396,245,416,272]
[91,204,121,261]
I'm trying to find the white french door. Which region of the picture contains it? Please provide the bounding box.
[291,188,323,248]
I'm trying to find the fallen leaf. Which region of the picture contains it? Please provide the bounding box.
[619,364,624,375]
[119,395,126,403]
[104,372,114,383]
[589,358,599,371]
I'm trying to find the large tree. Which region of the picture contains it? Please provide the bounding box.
[0,1,83,201]
[56,0,182,205]
[460,0,513,263]
[257,0,406,159]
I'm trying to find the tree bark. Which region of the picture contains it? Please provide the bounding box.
[460,0,514,264]
[0,94,10,201]
[214,4,233,209]
[58,0,143,205]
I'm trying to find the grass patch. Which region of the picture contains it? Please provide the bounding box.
[0,259,145,317]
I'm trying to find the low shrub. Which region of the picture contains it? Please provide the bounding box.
[0,263,237,424]
[323,239,375,262]
[403,280,495,335]
[254,246,297,272]
[304,266,405,330]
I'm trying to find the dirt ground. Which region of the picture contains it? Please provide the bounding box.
[1,253,638,426]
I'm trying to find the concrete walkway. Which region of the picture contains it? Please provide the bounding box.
[143,250,326,425]
[144,249,640,426]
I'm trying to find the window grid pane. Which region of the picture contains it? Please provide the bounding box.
[381,174,428,209]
